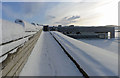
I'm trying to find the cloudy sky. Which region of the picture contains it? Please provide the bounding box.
[1,0,119,26]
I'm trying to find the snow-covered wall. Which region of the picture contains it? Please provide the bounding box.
[2,19,25,44]
[22,21,37,32]
[1,19,42,77]
[15,19,42,32]
[1,19,42,44]
[1,30,42,76]
[0,19,42,63]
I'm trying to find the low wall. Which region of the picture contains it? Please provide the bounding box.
[1,30,42,77]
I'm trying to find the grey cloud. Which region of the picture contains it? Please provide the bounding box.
[47,15,56,19]
[55,15,80,25]
[67,16,80,20]
[55,19,76,25]
[55,22,60,24]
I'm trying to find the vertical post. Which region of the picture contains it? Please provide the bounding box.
[110,27,115,38]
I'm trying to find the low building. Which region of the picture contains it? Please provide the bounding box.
[50,26,115,39]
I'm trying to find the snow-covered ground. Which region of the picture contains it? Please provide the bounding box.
[77,32,119,53]
[51,31,118,76]
[1,19,118,76]
[20,31,82,76]
[77,38,118,53]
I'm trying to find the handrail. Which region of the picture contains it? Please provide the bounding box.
[0,42,24,58]
[0,33,36,58]
[0,34,35,46]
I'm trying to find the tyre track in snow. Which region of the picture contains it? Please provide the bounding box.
[20,31,81,76]
[50,32,89,78]
[44,34,58,76]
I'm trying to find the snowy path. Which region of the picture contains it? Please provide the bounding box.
[52,31,118,76]
[20,31,82,76]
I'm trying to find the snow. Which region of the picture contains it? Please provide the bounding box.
[24,32,37,37]
[1,19,42,44]
[1,37,28,56]
[77,32,119,53]
[2,20,25,44]
[20,31,82,76]
[15,19,42,32]
[51,31,118,76]
[0,54,8,63]
[0,19,42,63]
[23,21,38,32]
[0,19,118,76]
[78,38,118,53]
